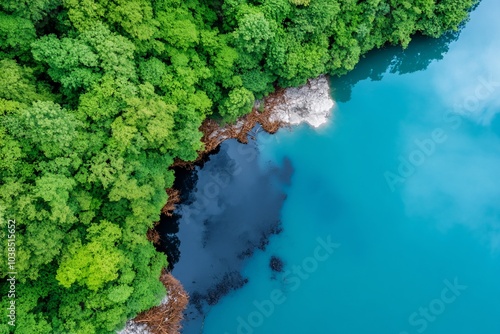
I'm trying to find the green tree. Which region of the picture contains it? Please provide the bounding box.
[219,87,255,122]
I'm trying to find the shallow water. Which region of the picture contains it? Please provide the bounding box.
[170,0,500,333]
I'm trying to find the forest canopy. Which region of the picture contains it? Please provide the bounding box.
[0,0,476,333]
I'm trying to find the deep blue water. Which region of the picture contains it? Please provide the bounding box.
[170,1,500,333]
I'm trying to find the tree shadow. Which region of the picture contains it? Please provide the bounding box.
[332,31,461,103]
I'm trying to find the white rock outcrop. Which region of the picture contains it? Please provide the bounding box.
[117,321,150,334]
[268,75,334,128]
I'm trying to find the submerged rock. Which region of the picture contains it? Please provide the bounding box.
[269,255,284,272]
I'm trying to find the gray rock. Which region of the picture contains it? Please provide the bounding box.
[269,75,334,128]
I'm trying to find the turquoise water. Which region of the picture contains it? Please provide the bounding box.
[200,1,500,333]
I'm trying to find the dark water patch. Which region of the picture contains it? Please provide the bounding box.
[155,128,293,334]
[174,144,223,204]
[155,147,224,271]
[155,212,182,271]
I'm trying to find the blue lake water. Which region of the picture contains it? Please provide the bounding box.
[172,0,500,333]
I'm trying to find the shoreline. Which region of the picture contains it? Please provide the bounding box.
[122,75,334,334]
[172,74,334,168]
[118,271,189,334]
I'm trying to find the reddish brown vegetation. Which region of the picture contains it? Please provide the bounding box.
[146,228,161,245]
[147,188,181,245]
[161,188,181,217]
[173,88,287,168]
[135,271,189,334]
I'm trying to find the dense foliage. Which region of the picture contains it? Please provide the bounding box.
[0,0,476,333]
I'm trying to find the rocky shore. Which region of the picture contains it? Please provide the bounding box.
[267,74,334,128]
[119,75,334,334]
[118,272,189,334]
[173,74,334,168]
